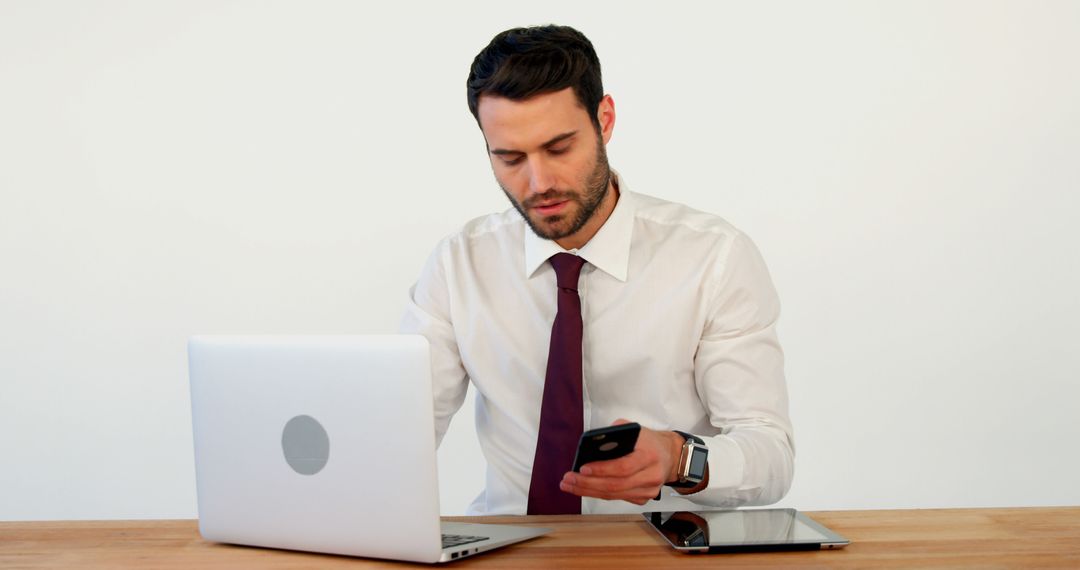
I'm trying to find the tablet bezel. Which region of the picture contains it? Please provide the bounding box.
[641,508,850,553]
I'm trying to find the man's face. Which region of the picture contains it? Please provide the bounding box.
[478,88,615,247]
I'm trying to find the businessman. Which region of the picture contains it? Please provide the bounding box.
[401,24,794,515]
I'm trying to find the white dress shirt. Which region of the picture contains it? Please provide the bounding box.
[400,173,794,515]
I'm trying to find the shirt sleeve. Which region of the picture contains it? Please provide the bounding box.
[398,240,470,448]
[684,231,796,508]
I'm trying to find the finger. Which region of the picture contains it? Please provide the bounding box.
[563,465,666,496]
[611,418,631,426]
[568,472,664,496]
[580,447,656,477]
[560,478,661,503]
[560,478,658,501]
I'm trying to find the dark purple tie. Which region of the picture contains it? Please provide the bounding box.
[528,252,587,515]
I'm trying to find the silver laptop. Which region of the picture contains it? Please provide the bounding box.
[188,334,549,563]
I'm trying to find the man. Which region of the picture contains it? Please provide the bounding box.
[400,25,794,515]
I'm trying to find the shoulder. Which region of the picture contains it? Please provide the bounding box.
[629,191,749,257]
[627,192,779,315]
[428,208,524,262]
[459,208,525,242]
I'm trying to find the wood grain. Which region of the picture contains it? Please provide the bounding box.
[2,507,1078,569]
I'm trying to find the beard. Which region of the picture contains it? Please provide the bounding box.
[499,137,612,242]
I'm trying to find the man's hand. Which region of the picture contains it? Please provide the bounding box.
[558,419,689,505]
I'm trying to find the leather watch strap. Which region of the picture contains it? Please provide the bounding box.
[667,431,707,489]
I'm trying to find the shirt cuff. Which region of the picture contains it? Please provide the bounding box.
[698,433,745,490]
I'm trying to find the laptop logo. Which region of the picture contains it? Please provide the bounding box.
[281,415,330,475]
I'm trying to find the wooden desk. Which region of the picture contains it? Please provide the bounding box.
[2,507,1078,568]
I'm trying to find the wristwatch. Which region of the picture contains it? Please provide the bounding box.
[667,431,709,489]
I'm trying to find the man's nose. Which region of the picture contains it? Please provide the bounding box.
[526,155,555,195]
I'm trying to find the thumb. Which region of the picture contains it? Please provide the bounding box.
[612,418,631,426]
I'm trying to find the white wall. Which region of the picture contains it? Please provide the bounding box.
[2,1,1078,520]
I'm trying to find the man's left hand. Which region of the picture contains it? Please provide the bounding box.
[558,419,685,505]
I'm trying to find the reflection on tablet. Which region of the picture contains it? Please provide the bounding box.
[644,508,849,553]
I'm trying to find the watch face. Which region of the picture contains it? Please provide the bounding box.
[688,446,708,479]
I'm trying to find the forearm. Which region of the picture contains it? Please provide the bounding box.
[681,424,794,507]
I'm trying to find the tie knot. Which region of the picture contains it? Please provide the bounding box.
[549,252,586,290]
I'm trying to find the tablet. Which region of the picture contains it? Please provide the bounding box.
[642,508,850,553]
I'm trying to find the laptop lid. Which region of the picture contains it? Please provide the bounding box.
[188,335,445,563]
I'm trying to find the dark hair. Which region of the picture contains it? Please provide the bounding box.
[467,25,603,131]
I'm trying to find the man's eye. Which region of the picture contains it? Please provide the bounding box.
[501,156,524,166]
[549,146,570,155]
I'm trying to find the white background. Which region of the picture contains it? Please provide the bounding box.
[2,1,1078,520]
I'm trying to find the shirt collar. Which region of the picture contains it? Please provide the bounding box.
[523,170,635,282]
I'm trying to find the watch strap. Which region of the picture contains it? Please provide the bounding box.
[674,430,704,446]
[667,431,707,488]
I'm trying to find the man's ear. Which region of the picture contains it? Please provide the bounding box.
[596,94,616,144]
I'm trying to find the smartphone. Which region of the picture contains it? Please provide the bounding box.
[571,422,641,472]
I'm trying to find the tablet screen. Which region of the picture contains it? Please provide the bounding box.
[643,509,848,552]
